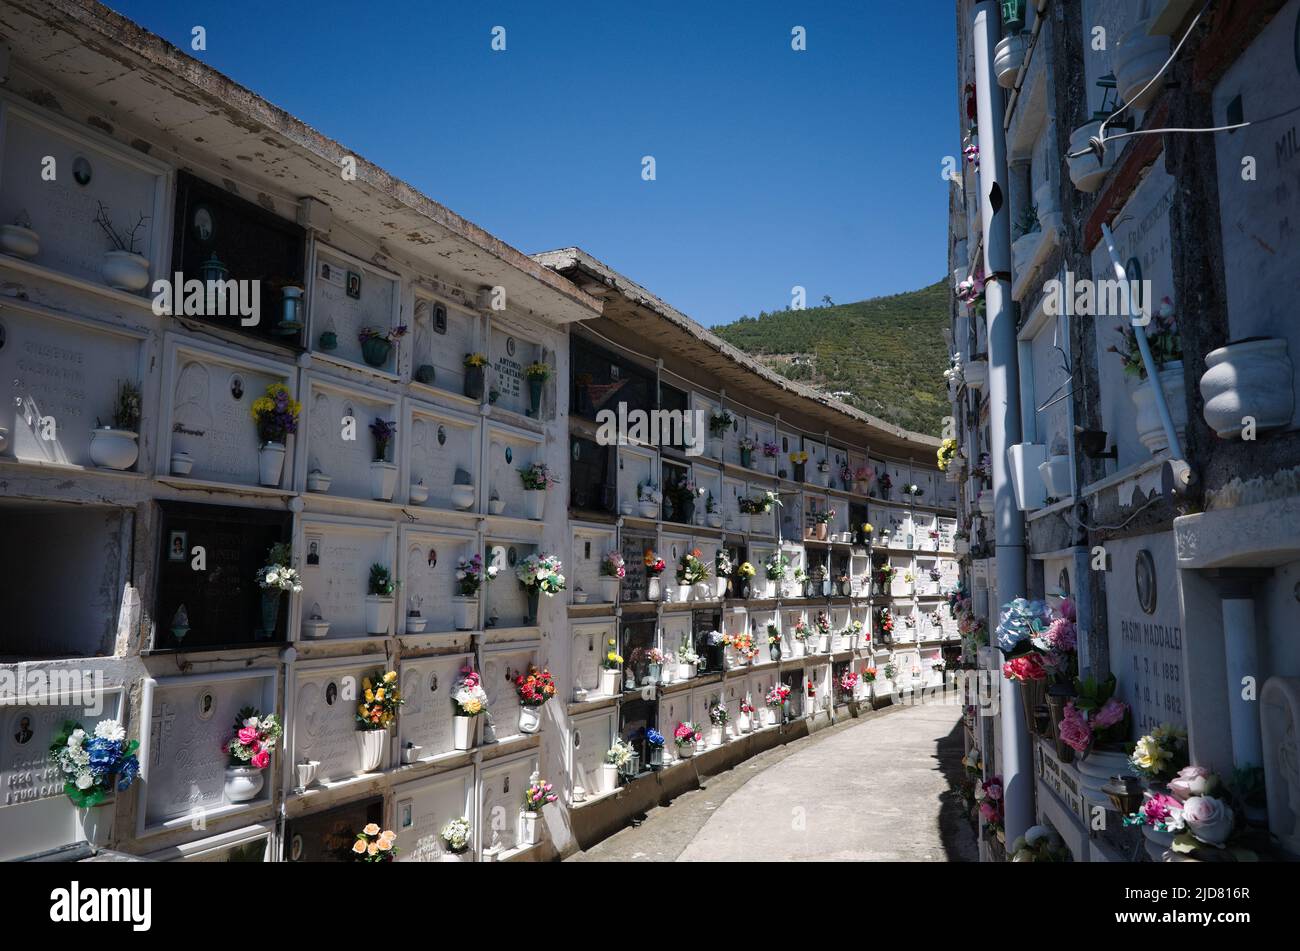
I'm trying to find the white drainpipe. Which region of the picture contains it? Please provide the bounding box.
[973,0,1034,846]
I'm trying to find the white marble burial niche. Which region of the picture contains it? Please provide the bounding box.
[393,766,475,862]
[309,246,401,372]
[487,427,544,518]
[290,658,394,784]
[397,652,474,762]
[487,326,543,418]
[478,750,539,855]
[400,528,476,635]
[408,406,479,511]
[296,518,395,640]
[568,707,615,803]
[300,378,400,502]
[410,296,476,397]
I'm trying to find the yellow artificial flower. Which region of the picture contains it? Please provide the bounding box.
[462,698,483,715]
[364,688,374,703]
[375,687,385,701]
[362,677,373,691]
[358,704,369,717]
[363,823,381,836]
[351,840,368,854]
[383,671,397,683]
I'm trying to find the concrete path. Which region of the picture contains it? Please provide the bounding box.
[568,701,977,862]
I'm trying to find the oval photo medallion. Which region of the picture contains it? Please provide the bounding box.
[1135,549,1157,615]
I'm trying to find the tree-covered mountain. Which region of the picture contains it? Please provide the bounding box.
[713,280,949,437]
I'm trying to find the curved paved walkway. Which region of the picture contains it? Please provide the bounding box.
[570,701,977,862]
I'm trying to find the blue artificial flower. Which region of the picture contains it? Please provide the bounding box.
[86,737,119,774]
[645,728,665,746]
[116,755,140,791]
[995,598,1050,655]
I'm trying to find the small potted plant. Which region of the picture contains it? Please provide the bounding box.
[354,670,403,773]
[365,563,395,635]
[440,816,473,862]
[643,728,666,768]
[222,707,281,803]
[357,325,408,368]
[254,542,300,640]
[453,553,494,630]
[675,549,710,603]
[520,774,556,845]
[673,722,701,759]
[368,418,399,501]
[677,642,699,680]
[516,553,566,623]
[519,462,554,520]
[463,353,488,400]
[515,666,555,733]
[815,457,831,488]
[352,824,398,862]
[599,551,625,603]
[89,379,142,471]
[643,647,665,685]
[813,507,835,540]
[48,719,140,846]
[405,595,427,634]
[524,361,551,416]
[94,201,150,291]
[707,409,733,456]
[249,382,301,487]
[790,618,810,657]
[451,667,488,750]
[708,703,730,746]
[600,639,623,696]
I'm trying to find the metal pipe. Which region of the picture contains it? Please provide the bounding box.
[973,0,1034,847]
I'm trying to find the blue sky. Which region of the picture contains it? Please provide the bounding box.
[110,0,955,325]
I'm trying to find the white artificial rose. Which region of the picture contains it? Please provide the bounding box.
[76,772,94,790]
[1183,796,1233,846]
[94,720,125,742]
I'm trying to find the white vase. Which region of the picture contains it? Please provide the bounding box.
[0,223,39,259]
[450,484,475,510]
[295,760,319,791]
[364,595,393,636]
[793,639,805,658]
[647,577,661,601]
[525,489,546,520]
[1114,19,1169,110]
[599,762,619,793]
[224,765,265,802]
[762,707,777,727]
[978,492,994,516]
[453,715,476,751]
[638,500,659,519]
[518,705,543,734]
[676,742,695,760]
[599,577,620,604]
[599,668,619,696]
[714,576,728,599]
[1038,454,1071,499]
[102,250,150,291]
[488,498,506,515]
[355,729,387,773]
[169,451,193,476]
[408,482,429,505]
[1131,361,1188,455]
[88,429,139,470]
[453,597,477,631]
[993,32,1028,88]
[402,744,423,764]
[709,726,724,747]
[676,584,691,602]
[255,441,286,487]
[678,662,696,681]
[963,359,988,391]
[707,512,723,528]
[77,803,113,847]
[1068,120,1117,193]
[306,470,332,493]
[518,810,541,847]
[369,460,398,500]
[738,713,751,734]
[405,614,427,634]
[1200,339,1294,438]
[439,849,471,863]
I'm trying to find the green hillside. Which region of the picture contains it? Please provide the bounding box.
[714,280,949,437]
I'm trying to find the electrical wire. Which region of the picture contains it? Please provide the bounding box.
[1062,493,1161,532]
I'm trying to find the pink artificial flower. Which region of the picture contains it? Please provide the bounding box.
[1044,617,1076,652]
[1093,696,1128,730]
[251,749,271,769]
[1141,792,1183,828]
[981,777,1003,801]
[1002,654,1047,682]
[1058,702,1093,752]
[1168,765,1217,802]
[979,800,1000,822]
[1058,598,1076,623]
[237,726,260,746]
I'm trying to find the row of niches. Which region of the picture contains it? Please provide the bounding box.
[0,496,551,660]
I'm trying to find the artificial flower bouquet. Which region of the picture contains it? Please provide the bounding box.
[674,722,702,748]
[1056,674,1131,754]
[730,631,758,661]
[441,816,472,855]
[708,703,730,726]
[764,552,790,580]
[838,670,860,696]
[644,549,666,576]
[677,643,700,667]
[737,560,756,580]
[250,382,301,445]
[463,353,487,368]
[1129,723,1189,783]
[878,608,894,637]
[813,612,831,638]
[224,707,281,769]
[1123,766,1255,858]
[862,666,877,684]
[452,668,489,717]
[714,549,734,577]
[762,441,779,458]
[356,670,404,729]
[765,684,791,708]
[791,618,810,641]
[975,775,1004,840]
[603,639,624,670]
[519,462,557,490]
[255,542,302,593]
[1009,825,1069,862]
[352,823,397,862]
[516,553,566,596]
[515,666,556,707]
[524,778,558,812]
[49,719,140,808]
[676,549,710,585]
[606,738,636,768]
[813,508,835,524]
[456,553,498,596]
[600,551,626,579]
[708,408,735,436]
